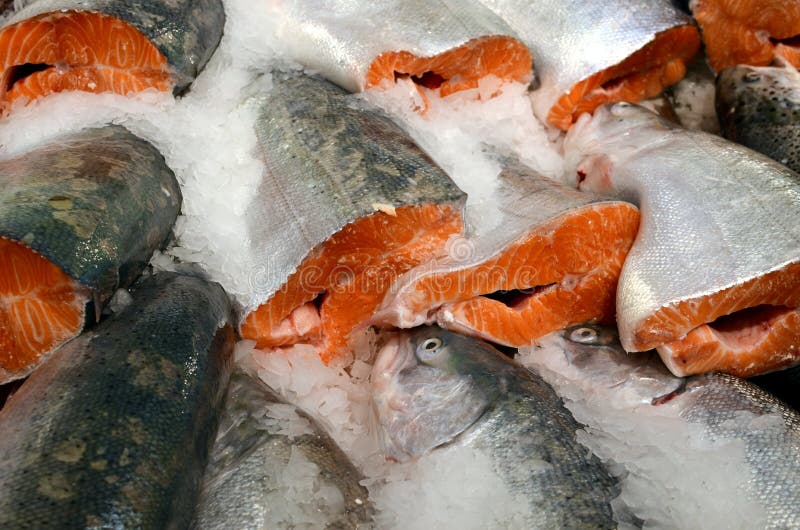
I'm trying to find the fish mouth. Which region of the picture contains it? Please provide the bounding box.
[371,332,415,395]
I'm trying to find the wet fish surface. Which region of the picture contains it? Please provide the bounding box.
[751,365,800,412]
[196,370,372,529]
[0,125,181,383]
[375,161,639,348]
[717,64,800,172]
[0,272,234,529]
[520,324,800,528]
[371,326,619,528]
[479,0,700,129]
[0,0,225,108]
[263,0,530,100]
[239,71,466,362]
[564,102,800,378]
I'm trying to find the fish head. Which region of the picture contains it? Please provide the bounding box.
[563,103,672,195]
[536,324,683,406]
[716,65,800,129]
[370,326,506,462]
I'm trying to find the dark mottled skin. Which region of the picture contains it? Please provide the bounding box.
[0,126,181,304]
[716,65,800,173]
[197,371,373,528]
[11,0,225,92]
[0,272,234,529]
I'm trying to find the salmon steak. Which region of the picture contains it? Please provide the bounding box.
[264,0,531,108]
[238,72,466,364]
[691,0,800,72]
[479,0,700,129]
[375,162,640,348]
[0,0,225,111]
[0,126,181,383]
[565,103,800,378]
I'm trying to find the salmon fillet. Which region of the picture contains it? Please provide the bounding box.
[0,11,171,111]
[632,262,800,378]
[240,204,462,363]
[691,0,800,72]
[0,238,88,382]
[366,35,532,101]
[378,203,640,347]
[548,25,700,130]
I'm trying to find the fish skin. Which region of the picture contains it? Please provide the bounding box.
[196,371,372,529]
[242,71,465,315]
[751,365,800,412]
[0,272,234,529]
[716,65,800,173]
[375,160,638,344]
[0,125,182,306]
[478,0,697,126]
[563,103,800,366]
[263,0,526,94]
[371,326,619,528]
[525,324,800,528]
[6,0,225,92]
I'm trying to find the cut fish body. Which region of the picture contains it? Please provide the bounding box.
[564,103,800,377]
[239,72,465,363]
[0,0,224,109]
[264,0,531,102]
[479,0,700,129]
[375,162,639,348]
[0,126,181,383]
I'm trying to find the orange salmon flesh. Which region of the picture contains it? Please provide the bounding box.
[366,36,532,108]
[0,238,88,383]
[633,262,800,377]
[692,0,800,71]
[0,10,171,111]
[240,204,463,364]
[382,203,640,347]
[548,25,700,130]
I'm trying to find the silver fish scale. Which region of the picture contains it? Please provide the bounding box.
[478,0,692,122]
[7,0,224,91]
[565,105,800,350]
[242,72,465,314]
[266,0,518,92]
[682,373,800,529]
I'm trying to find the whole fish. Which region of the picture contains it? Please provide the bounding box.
[478,0,700,129]
[519,324,800,529]
[263,0,531,105]
[238,71,466,363]
[564,102,800,378]
[0,0,225,109]
[375,161,639,348]
[690,0,800,72]
[0,272,234,529]
[0,125,181,383]
[716,64,800,172]
[371,326,619,528]
[196,370,372,529]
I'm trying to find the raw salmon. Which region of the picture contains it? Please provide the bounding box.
[0,0,224,109]
[564,103,800,378]
[479,0,700,129]
[375,163,640,348]
[0,126,181,383]
[264,0,531,106]
[690,0,800,72]
[0,272,234,529]
[238,72,465,363]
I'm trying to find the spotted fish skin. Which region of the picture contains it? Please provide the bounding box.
[197,371,373,529]
[716,65,800,173]
[0,272,234,529]
[0,125,181,304]
[7,0,225,92]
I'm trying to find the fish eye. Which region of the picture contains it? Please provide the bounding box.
[568,326,601,345]
[416,337,443,361]
[743,72,761,83]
